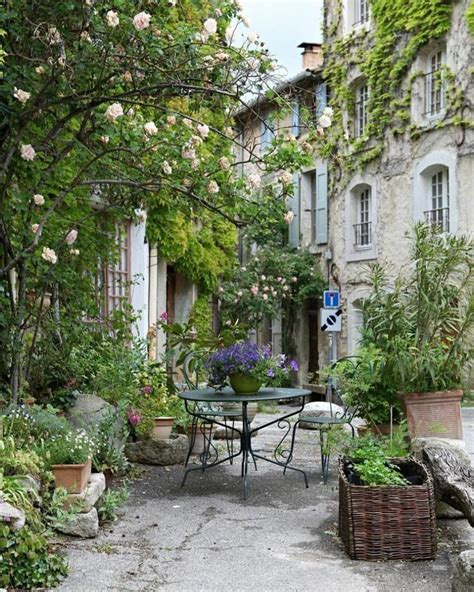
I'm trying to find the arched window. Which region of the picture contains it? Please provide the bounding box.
[425,167,450,232]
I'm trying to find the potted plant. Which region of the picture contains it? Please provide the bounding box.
[205,341,299,395]
[44,429,96,494]
[338,436,437,561]
[362,224,473,439]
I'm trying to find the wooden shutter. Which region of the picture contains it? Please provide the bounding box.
[315,164,328,244]
[315,83,327,119]
[288,173,301,247]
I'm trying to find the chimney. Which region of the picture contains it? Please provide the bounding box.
[298,42,323,70]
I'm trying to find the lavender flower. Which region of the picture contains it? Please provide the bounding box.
[289,360,299,372]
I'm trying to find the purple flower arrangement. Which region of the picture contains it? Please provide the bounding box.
[206,341,299,389]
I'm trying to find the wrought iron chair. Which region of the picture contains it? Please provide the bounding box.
[285,356,362,483]
[181,352,243,467]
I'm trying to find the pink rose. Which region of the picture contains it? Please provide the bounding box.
[133,11,151,30]
[65,229,78,245]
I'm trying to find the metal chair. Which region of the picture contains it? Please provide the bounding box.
[286,356,362,483]
[181,352,243,467]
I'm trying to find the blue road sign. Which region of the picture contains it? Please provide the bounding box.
[323,290,340,309]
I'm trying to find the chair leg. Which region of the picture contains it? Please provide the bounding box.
[284,420,299,475]
[319,428,331,484]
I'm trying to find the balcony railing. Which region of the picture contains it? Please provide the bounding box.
[353,222,372,247]
[424,207,449,232]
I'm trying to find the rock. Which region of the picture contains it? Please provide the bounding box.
[0,501,25,531]
[65,473,106,513]
[56,507,99,538]
[67,393,114,429]
[125,434,188,465]
[452,550,474,592]
[15,475,41,496]
[436,501,465,519]
[411,437,471,467]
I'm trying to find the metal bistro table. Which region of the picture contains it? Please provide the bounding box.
[179,387,311,499]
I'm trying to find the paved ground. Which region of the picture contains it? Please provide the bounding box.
[58,408,474,592]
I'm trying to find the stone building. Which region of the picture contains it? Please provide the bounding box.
[323,0,473,360]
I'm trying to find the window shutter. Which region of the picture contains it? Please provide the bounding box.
[291,100,300,136]
[288,173,301,247]
[315,83,327,119]
[316,164,328,244]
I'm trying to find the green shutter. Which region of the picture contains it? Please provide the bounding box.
[316,164,328,244]
[288,173,301,247]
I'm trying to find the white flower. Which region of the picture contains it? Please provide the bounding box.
[31,223,40,234]
[181,146,196,160]
[284,211,294,224]
[197,123,209,138]
[279,171,293,186]
[13,88,31,104]
[33,193,45,205]
[81,31,91,42]
[105,102,124,123]
[203,18,217,35]
[246,172,261,190]
[166,115,176,125]
[323,107,334,118]
[65,229,78,245]
[207,180,219,194]
[283,285,289,292]
[189,135,203,147]
[70,248,80,256]
[144,121,158,136]
[269,60,279,71]
[100,135,109,144]
[169,0,177,6]
[41,247,57,264]
[162,161,172,175]
[261,275,266,281]
[247,31,259,43]
[133,11,151,30]
[35,65,45,75]
[190,158,200,170]
[106,10,119,27]
[183,118,194,129]
[20,144,36,161]
[123,70,133,83]
[218,156,231,171]
[263,294,268,301]
[48,27,62,45]
[215,52,229,63]
[318,114,332,128]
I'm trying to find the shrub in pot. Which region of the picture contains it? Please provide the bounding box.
[362,224,473,439]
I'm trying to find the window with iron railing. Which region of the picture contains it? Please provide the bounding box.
[423,50,445,116]
[354,84,369,137]
[354,0,369,25]
[424,168,450,232]
[354,187,372,246]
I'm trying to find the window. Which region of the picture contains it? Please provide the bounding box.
[424,50,445,116]
[354,187,372,246]
[354,0,369,25]
[260,115,274,152]
[104,222,131,314]
[425,168,449,232]
[354,84,369,137]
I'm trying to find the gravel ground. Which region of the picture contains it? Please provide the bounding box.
[57,407,474,592]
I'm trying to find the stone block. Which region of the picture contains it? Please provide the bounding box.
[125,433,188,465]
[56,507,99,538]
[411,437,471,467]
[452,550,474,592]
[0,501,25,531]
[65,473,106,513]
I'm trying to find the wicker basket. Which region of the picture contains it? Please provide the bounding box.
[338,457,437,561]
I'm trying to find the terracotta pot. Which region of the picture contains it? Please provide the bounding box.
[357,423,400,437]
[151,417,175,440]
[401,389,463,439]
[52,458,91,494]
[187,423,215,455]
[220,400,258,423]
[229,373,261,395]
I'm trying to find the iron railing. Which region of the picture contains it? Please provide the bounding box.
[353,222,372,247]
[424,207,449,232]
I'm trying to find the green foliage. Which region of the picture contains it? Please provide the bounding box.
[467,1,474,35]
[97,486,129,524]
[91,404,129,476]
[362,224,473,393]
[188,293,213,338]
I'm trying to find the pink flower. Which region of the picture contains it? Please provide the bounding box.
[159,311,169,321]
[250,285,259,295]
[142,385,153,395]
[65,229,78,245]
[144,121,158,136]
[133,11,151,30]
[20,144,36,161]
[203,18,217,35]
[127,408,141,426]
[197,123,210,138]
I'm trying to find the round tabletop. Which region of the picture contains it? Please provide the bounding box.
[178,386,311,403]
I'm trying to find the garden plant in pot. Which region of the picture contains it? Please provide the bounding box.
[361,224,473,439]
[205,341,299,395]
[338,435,437,561]
[43,428,96,494]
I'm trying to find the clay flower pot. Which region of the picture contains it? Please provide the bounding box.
[151,417,175,440]
[401,389,463,439]
[52,458,92,494]
[187,423,215,455]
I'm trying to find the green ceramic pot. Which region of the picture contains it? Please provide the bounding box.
[229,373,262,395]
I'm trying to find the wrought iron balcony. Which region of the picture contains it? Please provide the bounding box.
[353,222,372,247]
[424,207,449,232]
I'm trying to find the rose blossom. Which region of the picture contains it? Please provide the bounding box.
[35,66,45,75]
[247,31,259,43]
[218,157,231,171]
[81,31,91,42]
[166,115,176,125]
[318,114,332,128]
[65,229,78,245]
[41,247,57,264]
[246,172,261,190]
[162,161,172,175]
[123,70,133,82]
[250,285,259,295]
[181,146,196,160]
[263,294,268,301]
[207,180,219,194]
[31,223,40,234]
[20,144,36,161]
[133,12,151,30]
[279,170,293,186]
[197,123,210,138]
[291,276,298,283]
[33,194,45,205]
[105,102,123,122]
[106,10,119,27]
[100,135,109,144]
[284,211,294,224]
[70,248,80,255]
[203,18,217,35]
[13,88,31,104]
[144,121,158,136]
[323,107,334,118]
